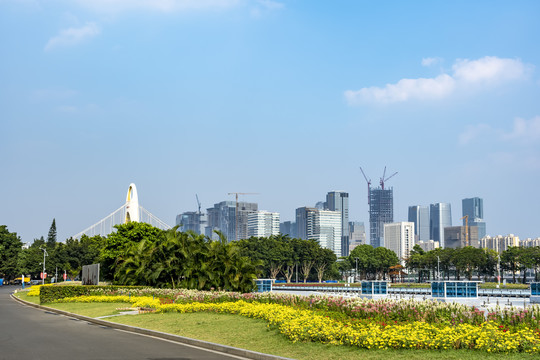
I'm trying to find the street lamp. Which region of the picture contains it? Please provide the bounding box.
[497,254,501,288]
[355,258,359,281]
[437,256,440,280]
[40,246,48,285]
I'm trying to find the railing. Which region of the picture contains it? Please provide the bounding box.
[274,285,530,298]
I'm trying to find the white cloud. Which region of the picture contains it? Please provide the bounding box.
[73,0,240,13]
[346,56,532,105]
[421,57,441,67]
[345,74,455,104]
[453,56,531,84]
[502,116,540,143]
[45,22,100,51]
[459,116,540,145]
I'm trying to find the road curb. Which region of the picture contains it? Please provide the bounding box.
[11,293,294,360]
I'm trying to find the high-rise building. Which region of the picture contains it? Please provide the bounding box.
[369,187,393,248]
[481,234,520,253]
[279,221,297,238]
[205,201,258,241]
[175,211,207,235]
[248,211,280,238]
[296,207,341,257]
[462,197,486,240]
[430,203,452,248]
[296,207,318,241]
[326,191,349,256]
[408,205,429,242]
[384,222,414,265]
[444,226,479,248]
[349,221,366,253]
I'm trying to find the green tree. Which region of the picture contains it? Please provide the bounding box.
[0,226,23,280]
[100,222,165,280]
[501,246,521,283]
[46,218,57,248]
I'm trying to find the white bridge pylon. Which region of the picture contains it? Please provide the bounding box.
[72,183,171,239]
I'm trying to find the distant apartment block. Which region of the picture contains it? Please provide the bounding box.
[417,240,440,252]
[444,226,479,249]
[408,205,429,242]
[522,237,540,247]
[430,203,452,248]
[248,211,280,238]
[481,234,520,253]
[349,221,366,253]
[384,222,414,265]
[296,207,341,257]
[462,197,486,240]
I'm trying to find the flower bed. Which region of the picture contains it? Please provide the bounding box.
[54,295,540,353]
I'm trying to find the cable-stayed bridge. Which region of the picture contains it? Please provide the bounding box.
[71,183,171,239]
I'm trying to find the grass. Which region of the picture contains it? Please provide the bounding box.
[14,290,40,305]
[46,302,132,318]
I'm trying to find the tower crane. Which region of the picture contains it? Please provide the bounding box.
[461,215,469,247]
[380,166,398,190]
[228,192,259,241]
[359,167,371,207]
[196,194,202,216]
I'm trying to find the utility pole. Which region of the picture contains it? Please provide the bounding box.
[228,192,259,241]
[497,254,501,288]
[40,246,48,285]
[437,256,440,280]
[355,257,359,281]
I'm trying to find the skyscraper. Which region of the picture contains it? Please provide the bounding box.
[175,211,207,235]
[205,201,258,241]
[326,191,349,256]
[369,187,393,248]
[248,211,280,237]
[408,205,429,242]
[384,222,415,265]
[430,203,452,248]
[296,207,342,257]
[349,221,366,253]
[462,197,486,240]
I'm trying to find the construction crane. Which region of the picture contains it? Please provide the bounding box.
[461,215,469,247]
[380,166,398,190]
[359,167,372,207]
[195,194,202,216]
[228,192,259,241]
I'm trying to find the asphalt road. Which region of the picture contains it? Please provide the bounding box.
[0,286,246,360]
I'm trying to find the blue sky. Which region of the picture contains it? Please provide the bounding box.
[1,0,539,243]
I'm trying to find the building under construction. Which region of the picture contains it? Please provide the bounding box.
[360,167,396,248]
[369,187,393,248]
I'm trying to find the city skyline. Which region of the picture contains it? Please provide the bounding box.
[1,1,539,243]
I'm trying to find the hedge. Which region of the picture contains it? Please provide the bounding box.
[39,285,147,303]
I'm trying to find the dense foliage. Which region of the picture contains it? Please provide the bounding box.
[235,235,338,282]
[0,225,23,280]
[405,245,540,283]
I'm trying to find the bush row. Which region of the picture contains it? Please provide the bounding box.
[39,285,147,303]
